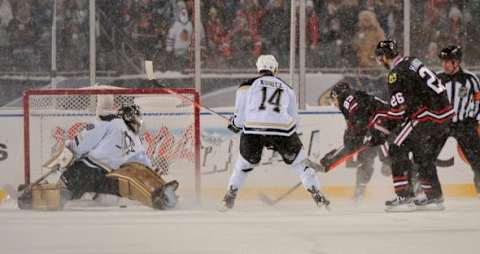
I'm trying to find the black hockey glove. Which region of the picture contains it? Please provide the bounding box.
[366,129,387,146]
[319,149,337,172]
[227,116,241,134]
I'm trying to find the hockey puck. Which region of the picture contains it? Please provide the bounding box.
[120,205,127,208]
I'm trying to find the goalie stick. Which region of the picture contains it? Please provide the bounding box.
[258,146,368,206]
[18,166,60,193]
[144,60,229,122]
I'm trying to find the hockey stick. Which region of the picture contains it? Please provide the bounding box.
[258,146,368,206]
[18,166,60,192]
[18,143,74,192]
[144,60,229,122]
[258,182,303,206]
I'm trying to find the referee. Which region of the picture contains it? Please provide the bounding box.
[437,45,480,196]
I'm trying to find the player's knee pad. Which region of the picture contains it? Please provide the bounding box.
[235,155,256,173]
[107,162,179,210]
[290,150,319,190]
[228,156,255,189]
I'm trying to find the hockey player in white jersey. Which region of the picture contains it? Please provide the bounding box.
[18,104,179,210]
[221,55,330,210]
[65,104,152,170]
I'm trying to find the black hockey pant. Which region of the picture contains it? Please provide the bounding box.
[61,160,119,200]
[239,133,303,165]
[449,119,480,193]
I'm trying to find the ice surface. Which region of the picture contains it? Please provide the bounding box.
[0,199,479,254]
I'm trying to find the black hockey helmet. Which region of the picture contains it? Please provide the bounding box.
[330,81,351,99]
[375,40,399,59]
[118,104,142,133]
[438,45,462,61]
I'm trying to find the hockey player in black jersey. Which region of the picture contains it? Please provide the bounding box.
[373,40,454,212]
[319,81,391,203]
[437,45,480,197]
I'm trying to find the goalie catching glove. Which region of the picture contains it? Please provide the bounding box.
[43,143,75,172]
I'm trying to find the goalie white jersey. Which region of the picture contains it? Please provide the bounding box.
[233,74,299,136]
[67,118,152,170]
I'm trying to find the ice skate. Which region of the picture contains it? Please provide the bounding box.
[219,186,238,212]
[385,195,416,212]
[414,196,445,211]
[308,187,330,210]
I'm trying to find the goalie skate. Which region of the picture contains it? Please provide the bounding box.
[385,195,416,212]
[152,181,179,209]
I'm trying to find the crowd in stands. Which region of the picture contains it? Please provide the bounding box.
[0,0,479,74]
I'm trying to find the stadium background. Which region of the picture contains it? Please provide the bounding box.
[0,0,479,199]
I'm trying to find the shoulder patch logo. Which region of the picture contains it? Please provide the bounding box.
[388,73,397,84]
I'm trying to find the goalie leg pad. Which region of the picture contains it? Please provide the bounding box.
[107,162,179,209]
[17,183,68,210]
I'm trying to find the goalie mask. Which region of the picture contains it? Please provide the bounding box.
[118,104,142,134]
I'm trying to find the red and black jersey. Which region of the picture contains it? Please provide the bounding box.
[320,90,388,171]
[371,56,454,128]
[338,90,389,149]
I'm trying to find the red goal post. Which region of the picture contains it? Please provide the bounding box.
[23,87,201,201]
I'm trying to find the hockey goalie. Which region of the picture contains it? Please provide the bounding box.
[17,103,179,210]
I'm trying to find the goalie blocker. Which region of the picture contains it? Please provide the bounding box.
[18,147,179,210]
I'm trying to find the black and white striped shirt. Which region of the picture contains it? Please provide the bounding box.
[437,68,480,123]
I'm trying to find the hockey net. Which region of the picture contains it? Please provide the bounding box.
[23,87,201,201]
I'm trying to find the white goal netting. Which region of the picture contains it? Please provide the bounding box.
[23,87,200,201]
